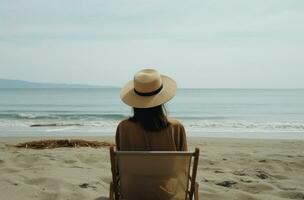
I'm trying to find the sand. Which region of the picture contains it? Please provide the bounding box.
[0,136,304,200]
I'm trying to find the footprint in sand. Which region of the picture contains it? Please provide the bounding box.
[271,174,288,180]
[25,177,61,191]
[279,191,304,199]
[79,183,97,190]
[239,182,275,194]
[215,180,237,188]
[64,159,77,164]
[42,154,56,161]
[37,191,60,200]
[2,167,19,173]
[240,179,254,183]
[232,170,247,176]
[70,165,87,169]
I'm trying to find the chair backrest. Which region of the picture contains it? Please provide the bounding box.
[110,149,199,200]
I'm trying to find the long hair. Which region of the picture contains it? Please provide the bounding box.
[129,105,169,132]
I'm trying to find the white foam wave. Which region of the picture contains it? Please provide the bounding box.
[17,113,39,119]
[183,120,304,132]
[0,118,303,133]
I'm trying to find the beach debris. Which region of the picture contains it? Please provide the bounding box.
[79,183,89,188]
[214,170,224,173]
[30,123,82,127]
[215,180,237,188]
[258,159,267,163]
[79,183,97,190]
[256,170,270,179]
[256,173,268,179]
[201,178,209,182]
[15,139,115,149]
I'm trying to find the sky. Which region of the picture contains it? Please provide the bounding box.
[0,0,303,88]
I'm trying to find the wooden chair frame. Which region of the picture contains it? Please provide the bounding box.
[109,147,200,200]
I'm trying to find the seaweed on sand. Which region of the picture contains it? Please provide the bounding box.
[15,139,115,149]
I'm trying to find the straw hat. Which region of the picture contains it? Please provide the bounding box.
[120,68,177,108]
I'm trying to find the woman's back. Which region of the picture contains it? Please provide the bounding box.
[116,118,187,151]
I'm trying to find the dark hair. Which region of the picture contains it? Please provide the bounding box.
[129,105,169,132]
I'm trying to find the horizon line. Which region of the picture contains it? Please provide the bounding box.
[0,78,303,90]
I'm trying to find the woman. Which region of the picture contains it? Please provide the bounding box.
[116,68,187,151]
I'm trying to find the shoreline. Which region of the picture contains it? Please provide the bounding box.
[1,131,304,140]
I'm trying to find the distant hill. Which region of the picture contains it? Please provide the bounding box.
[0,79,115,89]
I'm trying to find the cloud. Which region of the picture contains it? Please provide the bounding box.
[0,0,303,88]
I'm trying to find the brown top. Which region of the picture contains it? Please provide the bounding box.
[115,118,187,151]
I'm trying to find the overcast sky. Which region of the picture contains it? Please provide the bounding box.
[0,0,303,88]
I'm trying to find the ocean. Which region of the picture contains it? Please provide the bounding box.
[0,88,304,139]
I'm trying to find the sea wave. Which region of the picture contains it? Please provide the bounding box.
[0,113,127,120]
[183,120,304,131]
[0,117,303,132]
[0,112,304,131]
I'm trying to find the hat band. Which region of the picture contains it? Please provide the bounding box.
[134,84,163,96]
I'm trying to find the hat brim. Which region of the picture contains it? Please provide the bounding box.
[120,75,177,108]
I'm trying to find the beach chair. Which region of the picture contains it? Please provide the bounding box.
[109,147,200,200]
